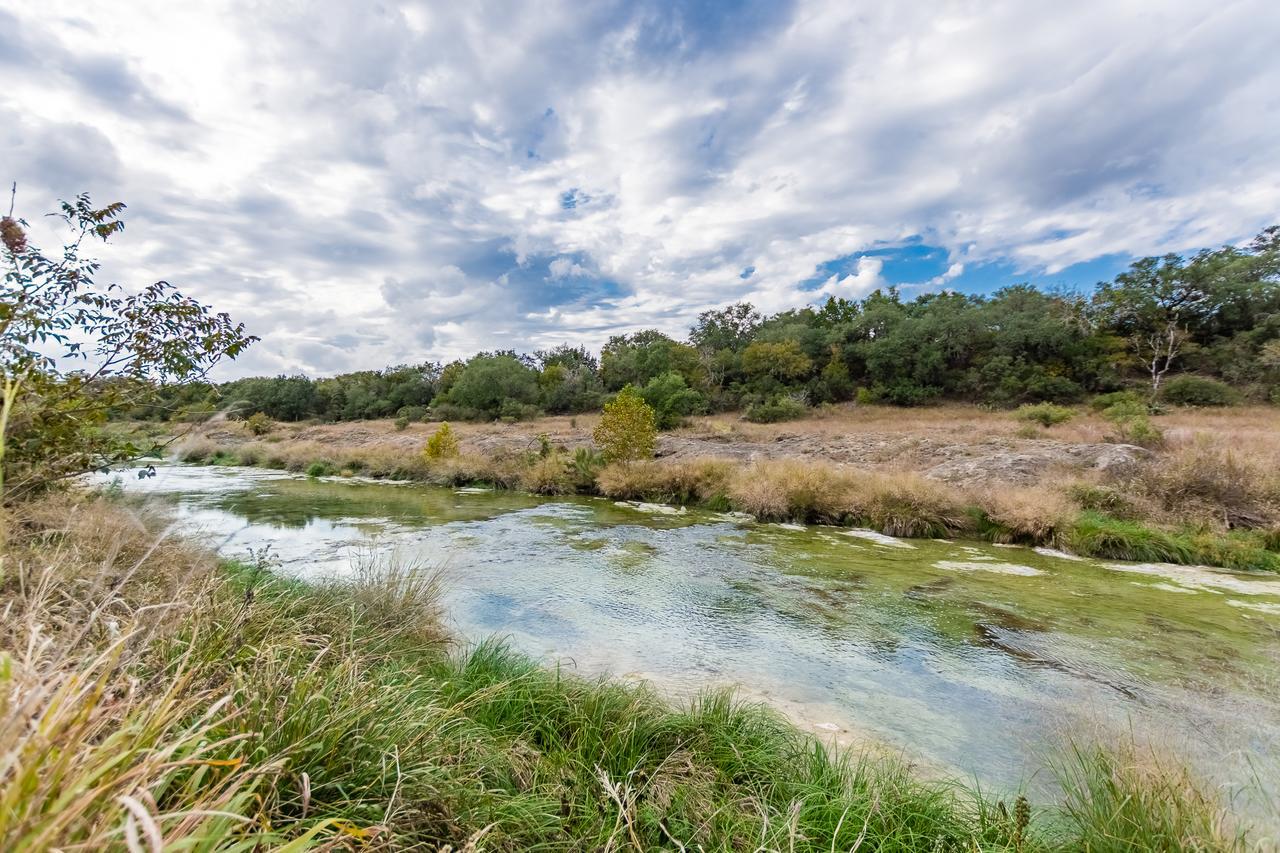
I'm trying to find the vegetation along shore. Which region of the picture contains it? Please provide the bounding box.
[3,194,1277,847]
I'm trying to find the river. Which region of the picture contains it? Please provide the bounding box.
[102,464,1280,813]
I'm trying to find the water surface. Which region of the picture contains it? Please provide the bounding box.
[103,465,1280,808]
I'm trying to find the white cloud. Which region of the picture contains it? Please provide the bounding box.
[3,0,1277,376]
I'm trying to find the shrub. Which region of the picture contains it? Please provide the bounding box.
[593,386,657,462]
[1161,375,1240,407]
[396,405,428,422]
[394,415,410,431]
[1089,390,1144,412]
[570,447,603,490]
[424,422,461,460]
[1013,403,1074,427]
[305,461,330,477]
[1102,401,1164,448]
[498,400,542,422]
[520,453,573,495]
[244,412,273,435]
[640,371,706,430]
[744,395,807,423]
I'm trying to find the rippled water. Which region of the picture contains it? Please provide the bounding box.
[100,465,1280,807]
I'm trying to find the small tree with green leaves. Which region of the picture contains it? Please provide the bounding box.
[424,422,460,459]
[245,412,273,435]
[1,192,256,502]
[593,386,656,462]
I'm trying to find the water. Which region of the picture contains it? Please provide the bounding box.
[102,465,1280,808]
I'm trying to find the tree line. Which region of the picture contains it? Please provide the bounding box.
[133,225,1280,426]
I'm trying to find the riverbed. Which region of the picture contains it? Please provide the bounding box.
[101,464,1280,811]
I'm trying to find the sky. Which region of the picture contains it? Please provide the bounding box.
[4,1,1279,378]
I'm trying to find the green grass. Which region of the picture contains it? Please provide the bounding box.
[1,498,1255,849]
[1067,512,1280,571]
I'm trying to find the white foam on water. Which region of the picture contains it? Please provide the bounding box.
[613,501,687,516]
[1104,562,1280,596]
[1227,599,1280,615]
[934,560,1043,577]
[1034,547,1085,562]
[1131,581,1197,594]
[842,529,915,549]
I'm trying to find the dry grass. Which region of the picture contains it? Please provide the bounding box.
[978,486,1078,545]
[1124,437,1280,529]
[161,404,1280,569]
[0,498,281,849]
[726,458,858,523]
[596,458,735,503]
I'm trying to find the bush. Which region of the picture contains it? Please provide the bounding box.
[520,453,573,495]
[243,412,273,436]
[1013,403,1075,427]
[593,386,657,462]
[498,400,542,422]
[744,395,807,423]
[1161,375,1240,407]
[640,371,706,430]
[305,461,330,477]
[396,405,428,422]
[1089,390,1144,412]
[424,422,461,460]
[393,415,410,431]
[1102,401,1164,448]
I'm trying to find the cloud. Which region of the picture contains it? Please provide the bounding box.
[3,0,1278,376]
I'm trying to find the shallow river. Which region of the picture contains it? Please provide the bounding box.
[105,465,1280,809]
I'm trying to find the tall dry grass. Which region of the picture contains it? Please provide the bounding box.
[1,493,1261,849]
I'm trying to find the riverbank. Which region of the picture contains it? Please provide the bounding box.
[0,494,1255,849]
[161,403,1280,571]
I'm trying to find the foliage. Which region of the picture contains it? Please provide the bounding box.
[1090,390,1145,411]
[1,194,255,499]
[600,330,702,391]
[741,339,813,382]
[1161,375,1240,407]
[424,422,460,460]
[1013,403,1075,427]
[1102,400,1165,447]
[640,370,706,429]
[438,353,540,420]
[245,412,273,435]
[744,394,808,423]
[393,415,410,431]
[593,386,657,462]
[113,225,1279,432]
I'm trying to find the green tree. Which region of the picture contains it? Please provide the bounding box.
[1092,255,1209,400]
[440,354,540,419]
[640,371,706,429]
[593,386,656,462]
[1,194,255,500]
[689,302,761,352]
[424,422,460,459]
[741,340,813,383]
